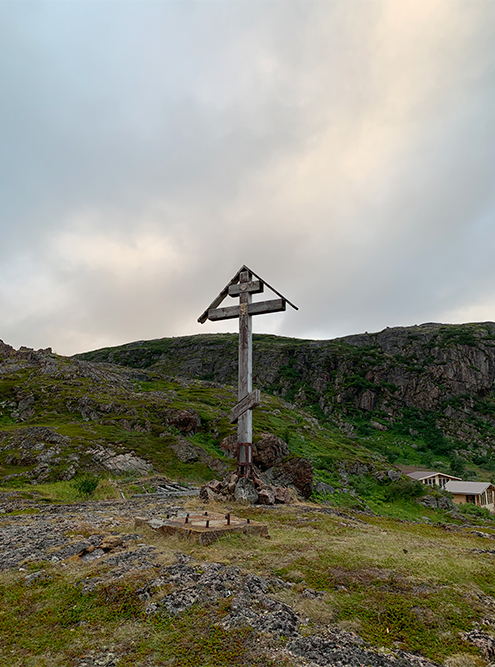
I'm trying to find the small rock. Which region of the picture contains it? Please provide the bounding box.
[257,487,275,505]
[315,481,335,495]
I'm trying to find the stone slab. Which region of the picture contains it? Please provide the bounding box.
[135,512,269,545]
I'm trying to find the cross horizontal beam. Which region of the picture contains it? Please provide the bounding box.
[228,280,264,297]
[230,389,261,424]
[207,298,286,322]
[197,264,298,324]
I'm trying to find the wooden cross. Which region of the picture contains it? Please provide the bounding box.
[198,265,297,477]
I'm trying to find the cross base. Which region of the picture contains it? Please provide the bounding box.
[236,441,253,478]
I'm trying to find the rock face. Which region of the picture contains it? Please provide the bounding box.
[164,409,201,435]
[253,433,290,470]
[264,457,314,499]
[75,322,495,461]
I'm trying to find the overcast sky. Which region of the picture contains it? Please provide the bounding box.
[1,0,494,355]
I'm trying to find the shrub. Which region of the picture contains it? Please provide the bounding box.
[449,456,465,477]
[383,478,424,502]
[457,503,491,519]
[73,475,99,498]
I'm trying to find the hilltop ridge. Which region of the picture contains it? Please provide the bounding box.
[76,322,495,475]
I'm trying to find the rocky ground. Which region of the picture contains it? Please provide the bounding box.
[2,489,488,667]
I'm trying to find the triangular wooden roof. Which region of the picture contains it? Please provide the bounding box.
[198,264,298,324]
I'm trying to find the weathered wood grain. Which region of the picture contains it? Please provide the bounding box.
[230,389,261,424]
[208,298,286,321]
[228,280,264,297]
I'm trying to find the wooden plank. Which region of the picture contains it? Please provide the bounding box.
[208,298,286,321]
[198,264,297,323]
[237,270,253,445]
[228,280,264,297]
[245,266,298,311]
[248,298,286,316]
[197,265,249,324]
[230,389,261,424]
[208,304,240,321]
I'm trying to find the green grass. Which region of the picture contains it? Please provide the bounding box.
[2,498,495,665]
[0,567,279,667]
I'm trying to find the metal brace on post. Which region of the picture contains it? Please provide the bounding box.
[198,265,298,479]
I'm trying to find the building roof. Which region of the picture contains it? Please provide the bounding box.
[444,481,494,495]
[406,470,461,481]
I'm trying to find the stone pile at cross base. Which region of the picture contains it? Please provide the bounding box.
[200,432,314,505]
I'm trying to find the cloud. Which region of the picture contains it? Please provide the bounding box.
[0,0,494,354]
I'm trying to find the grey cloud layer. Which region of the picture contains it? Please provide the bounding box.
[0,1,494,354]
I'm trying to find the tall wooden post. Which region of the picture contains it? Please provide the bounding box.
[238,270,252,445]
[197,265,298,479]
[237,270,253,476]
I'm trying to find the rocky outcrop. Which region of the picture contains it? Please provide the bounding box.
[264,457,314,498]
[86,446,153,475]
[253,433,290,470]
[462,630,495,659]
[75,322,495,460]
[164,408,201,435]
[169,436,230,474]
[0,427,75,483]
[137,555,438,667]
[419,492,455,511]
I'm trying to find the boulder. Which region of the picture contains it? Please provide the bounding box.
[171,437,200,463]
[265,457,314,499]
[234,478,259,504]
[165,409,201,435]
[253,433,290,470]
[206,479,223,494]
[257,487,275,505]
[273,486,292,504]
[219,433,290,469]
[199,484,222,502]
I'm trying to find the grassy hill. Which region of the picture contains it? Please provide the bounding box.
[76,323,495,483]
[0,339,397,511]
[2,336,495,666]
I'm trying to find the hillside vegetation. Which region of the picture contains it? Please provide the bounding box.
[76,322,495,480]
[0,339,386,509]
[2,331,495,666]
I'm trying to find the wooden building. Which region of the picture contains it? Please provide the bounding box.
[405,470,461,489]
[444,481,495,513]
